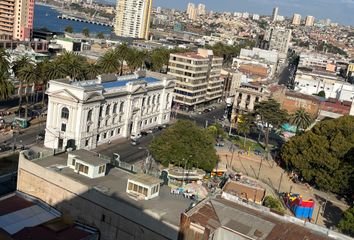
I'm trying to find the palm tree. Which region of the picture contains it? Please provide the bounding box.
[82,28,90,37]
[17,63,39,118]
[115,43,129,75]
[0,68,14,100]
[12,56,33,117]
[96,32,105,39]
[97,49,120,74]
[290,109,312,133]
[237,114,253,149]
[85,63,101,79]
[65,25,73,33]
[0,48,10,72]
[126,49,148,72]
[55,51,86,80]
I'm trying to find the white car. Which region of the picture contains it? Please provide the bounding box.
[130,133,142,140]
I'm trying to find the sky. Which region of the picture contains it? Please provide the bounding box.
[152,0,354,26]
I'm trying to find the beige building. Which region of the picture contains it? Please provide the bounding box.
[305,15,315,26]
[168,49,224,110]
[0,0,34,40]
[114,0,152,39]
[292,13,301,25]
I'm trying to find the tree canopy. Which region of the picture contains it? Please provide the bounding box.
[149,120,218,171]
[338,206,354,237]
[281,116,354,195]
[263,196,285,213]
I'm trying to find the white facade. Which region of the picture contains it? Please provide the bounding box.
[44,71,175,151]
[298,52,332,69]
[197,3,206,15]
[294,70,354,101]
[252,14,260,21]
[114,0,152,39]
[240,48,279,64]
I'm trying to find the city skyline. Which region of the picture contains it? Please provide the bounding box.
[152,0,354,26]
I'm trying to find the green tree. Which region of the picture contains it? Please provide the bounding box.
[65,25,73,33]
[290,109,312,133]
[17,63,39,118]
[116,43,130,75]
[55,51,87,80]
[97,49,120,74]
[149,120,218,171]
[281,116,354,195]
[96,32,105,39]
[82,27,90,37]
[12,56,33,117]
[316,90,326,98]
[254,99,288,156]
[0,48,10,72]
[149,48,170,72]
[338,206,354,237]
[263,196,285,213]
[237,114,254,148]
[126,48,148,72]
[207,123,226,139]
[0,68,14,100]
[85,63,101,79]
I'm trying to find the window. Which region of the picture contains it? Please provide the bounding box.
[85,139,89,146]
[99,165,105,174]
[152,95,155,105]
[117,128,121,134]
[101,214,105,222]
[72,158,76,166]
[61,123,66,132]
[157,94,160,104]
[106,105,110,115]
[147,96,151,106]
[83,165,89,174]
[149,118,152,123]
[103,132,107,139]
[144,120,147,125]
[87,125,90,133]
[119,116,122,122]
[87,109,92,121]
[61,107,69,119]
[99,106,103,117]
[113,103,117,114]
[142,97,145,106]
[128,182,133,190]
[105,119,108,126]
[119,102,124,112]
[110,130,114,136]
[154,117,157,122]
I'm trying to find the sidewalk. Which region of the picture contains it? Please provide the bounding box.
[216,146,350,229]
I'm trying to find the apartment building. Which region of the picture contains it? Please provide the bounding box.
[168,49,224,111]
[114,0,152,39]
[292,13,301,25]
[298,52,334,69]
[44,70,175,151]
[0,0,34,40]
[305,15,315,26]
[264,27,292,56]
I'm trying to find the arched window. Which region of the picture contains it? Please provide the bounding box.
[147,96,151,106]
[166,93,170,102]
[113,103,117,114]
[106,105,110,115]
[142,97,146,106]
[152,95,156,105]
[87,109,92,121]
[157,94,160,104]
[61,107,69,119]
[119,102,124,112]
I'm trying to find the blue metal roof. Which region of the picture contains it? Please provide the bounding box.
[101,77,160,89]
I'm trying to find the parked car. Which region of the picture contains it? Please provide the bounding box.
[130,133,142,140]
[130,139,140,146]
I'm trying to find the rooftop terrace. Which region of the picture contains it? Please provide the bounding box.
[28,150,192,226]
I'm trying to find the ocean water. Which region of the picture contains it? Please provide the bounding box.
[34,4,112,34]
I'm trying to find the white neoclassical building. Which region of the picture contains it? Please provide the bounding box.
[44,70,175,150]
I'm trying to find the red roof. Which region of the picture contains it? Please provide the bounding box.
[0,196,34,216]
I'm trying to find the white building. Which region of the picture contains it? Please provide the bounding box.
[298,52,334,69]
[252,14,260,21]
[114,0,152,39]
[294,69,354,101]
[242,12,249,19]
[44,71,175,150]
[240,48,279,64]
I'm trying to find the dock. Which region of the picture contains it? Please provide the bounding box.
[58,14,113,27]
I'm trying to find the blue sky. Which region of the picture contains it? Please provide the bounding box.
[153,0,354,26]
